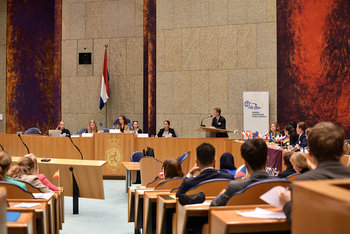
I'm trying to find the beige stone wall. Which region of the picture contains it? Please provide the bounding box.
[61,0,144,134]
[156,0,277,138]
[0,1,6,132]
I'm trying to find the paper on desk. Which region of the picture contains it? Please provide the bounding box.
[33,193,54,199]
[13,203,41,208]
[237,207,286,219]
[184,202,211,207]
[259,186,285,208]
[137,189,155,194]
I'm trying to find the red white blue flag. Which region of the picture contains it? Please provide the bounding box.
[100,48,110,110]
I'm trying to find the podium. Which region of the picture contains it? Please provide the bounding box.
[196,126,234,138]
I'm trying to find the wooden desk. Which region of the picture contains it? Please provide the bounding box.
[209,205,289,234]
[157,194,177,234]
[8,201,49,234]
[196,127,234,138]
[134,188,155,230]
[143,190,171,234]
[7,209,36,234]
[123,162,140,192]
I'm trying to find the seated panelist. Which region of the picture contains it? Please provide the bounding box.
[56,121,70,136]
[115,115,130,133]
[86,120,98,133]
[156,120,177,137]
[293,122,308,148]
[132,120,142,133]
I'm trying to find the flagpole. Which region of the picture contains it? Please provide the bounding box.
[105,44,108,128]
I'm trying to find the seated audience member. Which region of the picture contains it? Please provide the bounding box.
[132,121,142,133]
[115,115,130,133]
[176,143,234,197]
[277,152,297,178]
[290,152,315,174]
[24,154,59,191]
[158,158,184,185]
[269,122,281,143]
[7,156,54,193]
[293,122,308,148]
[305,127,312,139]
[285,124,298,146]
[86,120,98,133]
[219,152,237,176]
[156,120,177,138]
[278,122,350,224]
[158,158,171,180]
[56,121,70,136]
[0,151,27,190]
[211,139,270,206]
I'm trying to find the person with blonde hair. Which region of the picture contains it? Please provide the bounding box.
[0,151,26,190]
[290,152,315,173]
[86,120,98,133]
[7,156,54,193]
[269,122,281,143]
[24,154,59,191]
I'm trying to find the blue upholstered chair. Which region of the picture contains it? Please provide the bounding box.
[76,128,87,134]
[130,151,144,184]
[24,127,41,134]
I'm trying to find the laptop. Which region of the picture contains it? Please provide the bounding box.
[49,130,61,137]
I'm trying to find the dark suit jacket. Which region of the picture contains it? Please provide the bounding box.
[210,171,270,206]
[211,116,228,138]
[292,132,307,148]
[157,128,177,137]
[277,167,297,179]
[176,168,234,197]
[283,160,350,224]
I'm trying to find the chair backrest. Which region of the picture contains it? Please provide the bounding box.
[100,128,110,133]
[155,178,185,190]
[285,173,301,181]
[0,181,35,199]
[112,117,131,129]
[226,179,291,206]
[146,177,159,188]
[185,178,231,196]
[24,127,41,134]
[76,128,87,134]
[130,151,144,162]
[175,131,178,137]
[13,179,41,193]
[177,151,191,175]
[140,156,163,187]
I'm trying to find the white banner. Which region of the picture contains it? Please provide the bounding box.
[243,92,269,136]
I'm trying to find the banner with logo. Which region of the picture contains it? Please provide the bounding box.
[243,91,269,135]
[266,147,283,176]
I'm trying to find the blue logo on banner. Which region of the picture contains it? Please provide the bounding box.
[244,100,262,110]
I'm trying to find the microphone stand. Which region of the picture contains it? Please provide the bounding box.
[17,134,30,154]
[200,115,213,127]
[68,135,83,160]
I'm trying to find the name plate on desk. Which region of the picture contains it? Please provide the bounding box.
[137,133,148,138]
[82,133,94,137]
[109,129,120,133]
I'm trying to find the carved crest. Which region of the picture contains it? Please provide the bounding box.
[105,137,122,173]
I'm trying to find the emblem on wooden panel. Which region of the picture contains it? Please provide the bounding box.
[105,137,123,173]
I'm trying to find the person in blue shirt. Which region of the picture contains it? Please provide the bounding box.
[0,151,27,190]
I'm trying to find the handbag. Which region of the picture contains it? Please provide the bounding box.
[178,191,205,206]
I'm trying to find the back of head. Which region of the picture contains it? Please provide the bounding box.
[290,152,315,170]
[287,121,297,130]
[7,156,34,178]
[162,158,172,172]
[0,151,12,180]
[220,152,236,170]
[241,139,268,171]
[164,158,184,180]
[283,151,294,168]
[24,153,39,174]
[196,143,215,167]
[308,122,345,162]
[298,122,307,132]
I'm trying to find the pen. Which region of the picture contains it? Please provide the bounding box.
[285,187,289,191]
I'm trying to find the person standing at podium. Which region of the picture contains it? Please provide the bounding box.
[210,107,228,138]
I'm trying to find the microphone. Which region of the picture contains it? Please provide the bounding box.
[17,133,30,154]
[200,115,213,127]
[68,135,83,160]
[0,144,3,151]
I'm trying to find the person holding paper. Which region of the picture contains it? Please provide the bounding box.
[211,139,271,206]
[210,107,228,138]
[278,122,350,224]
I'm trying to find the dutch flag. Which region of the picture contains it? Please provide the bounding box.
[99,48,110,110]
